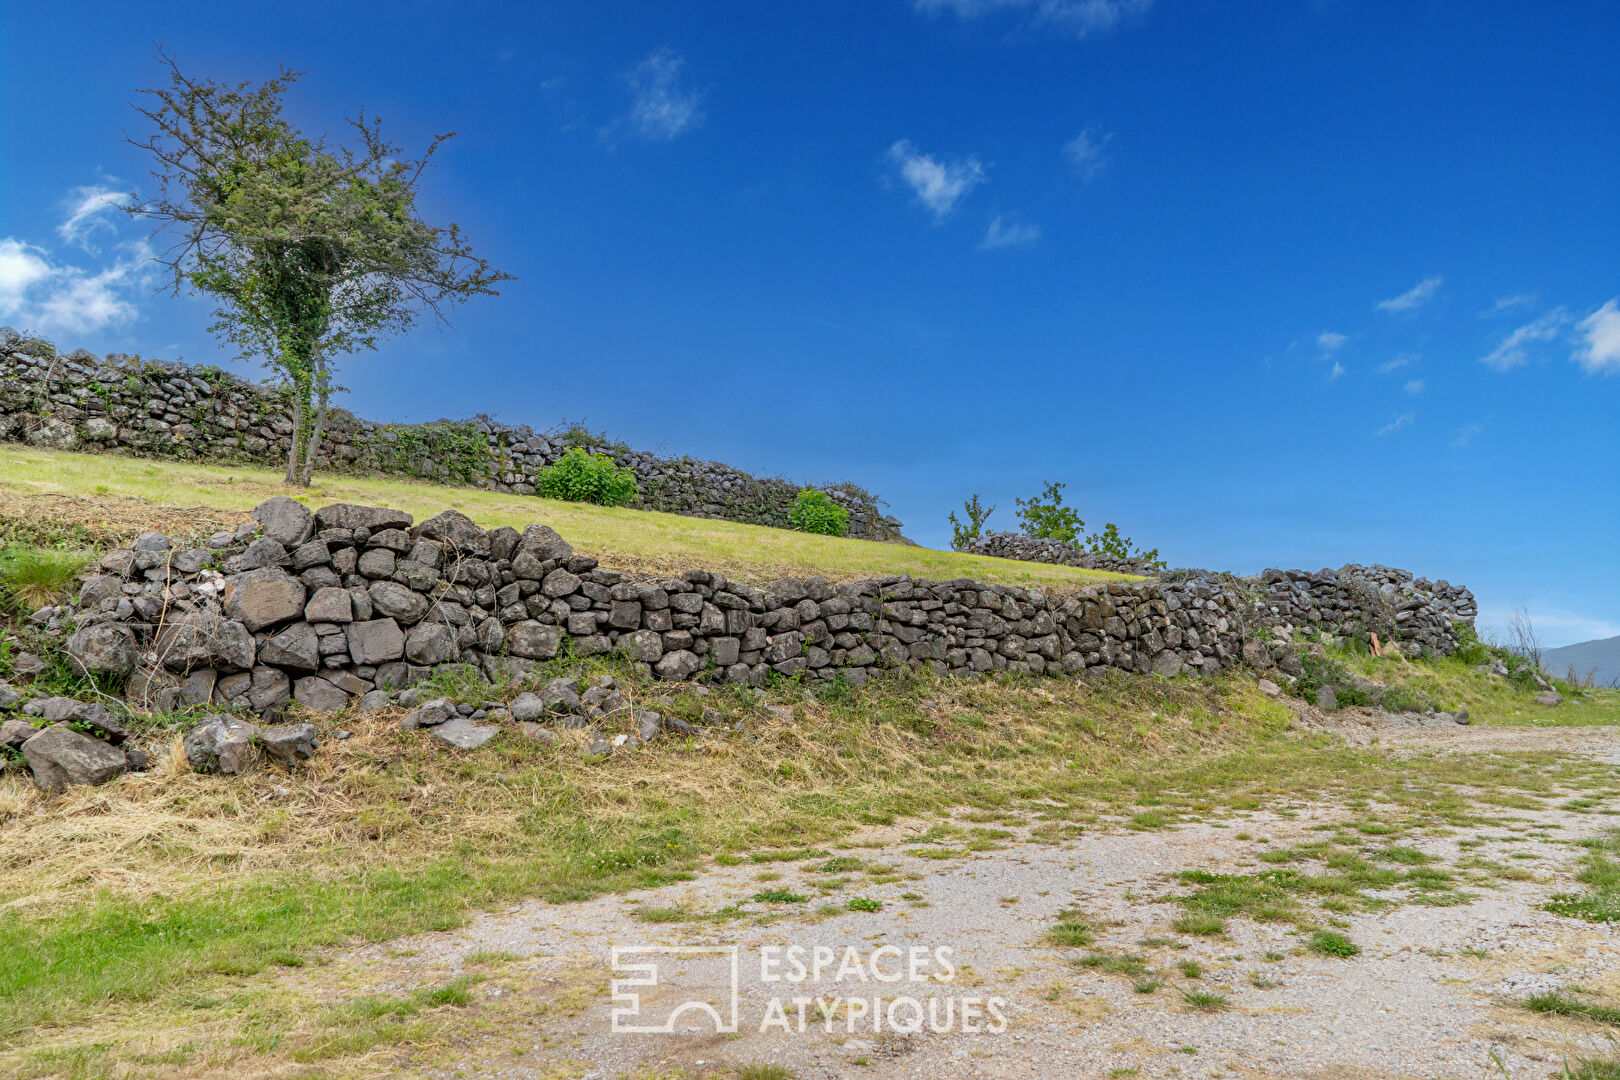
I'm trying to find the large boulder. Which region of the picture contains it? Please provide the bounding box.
[514,524,572,563]
[404,622,456,665]
[260,722,319,767]
[410,509,490,557]
[225,568,307,632]
[154,612,257,672]
[20,725,127,791]
[507,621,561,660]
[258,622,321,672]
[313,503,414,533]
[65,624,137,680]
[304,586,353,623]
[40,697,128,744]
[368,581,429,624]
[430,717,498,750]
[346,618,406,664]
[183,715,259,774]
[251,496,315,548]
[293,675,349,713]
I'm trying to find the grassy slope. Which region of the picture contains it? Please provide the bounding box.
[0,444,1133,591]
[1337,647,1620,727]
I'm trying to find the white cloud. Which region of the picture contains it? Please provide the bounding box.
[1063,128,1111,181]
[1450,418,1487,448]
[1376,274,1442,313]
[1491,293,1536,313]
[1479,309,1566,371]
[1328,361,1345,381]
[979,213,1041,249]
[609,48,704,144]
[887,140,987,222]
[1574,299,1620,376]
[1317,330,1348,356]
[916,0,1153,40]
[0,236,147,337]
[1404,379,1424,395]
[1376,353,1416,374]
[1373,411,1414,437]
[57,185,130,253]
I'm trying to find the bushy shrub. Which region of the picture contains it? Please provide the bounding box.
[1016,481,1083,543]
[788,489,849,536]
[948,493,995,551]
[1083,522,1163,568]
[537,447,638,507]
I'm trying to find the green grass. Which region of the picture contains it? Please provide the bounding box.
[1545,831,1620,922]
[1044,915,1097,948]
[0,443,1136,591]
[1526,991,1620,1027]
[1180,990,1230,1011]
[1307,930,1360,957]
[0,542,91,613]
[1337,646,1620,727]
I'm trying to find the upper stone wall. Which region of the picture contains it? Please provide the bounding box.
[0,330,905,541]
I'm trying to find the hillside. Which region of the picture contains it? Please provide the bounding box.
[1543,633,1620,688]
[0,443,1133,591]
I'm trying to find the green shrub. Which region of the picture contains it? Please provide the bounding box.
[1016,481,1083,543]
[537,447,638,507]
[0,544,91,614]
[948,493,995,551]
[1307,930,1359,957]
[787,489,849,536]
[1083,522,1163,568]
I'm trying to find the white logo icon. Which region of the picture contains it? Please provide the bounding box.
[610,945,741,1033]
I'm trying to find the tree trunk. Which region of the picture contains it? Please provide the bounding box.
[299,355,329,487]
[285,395,303,484]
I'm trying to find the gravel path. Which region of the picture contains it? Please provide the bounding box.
[332,723,1620,1080]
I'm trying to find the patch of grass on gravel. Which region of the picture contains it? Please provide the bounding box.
[1544,832,1620,923]
[1527,991,1620,1027]
[1308,930,1360,957]
[1180,990,1230,1011]
[1044,914,1097,948]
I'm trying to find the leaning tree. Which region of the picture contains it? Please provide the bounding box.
[127,52,510,485]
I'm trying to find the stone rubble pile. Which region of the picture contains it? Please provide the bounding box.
[965,532,1163,576]
[0,330,903,540]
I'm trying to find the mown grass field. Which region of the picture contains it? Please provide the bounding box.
[0,443,1135,591]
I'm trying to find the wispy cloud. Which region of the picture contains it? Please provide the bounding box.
[1317,330,1348,356]
[1063,128,1111,181]
[1450,418,1487,448]
[1479,309,1566,371]
[1490,293,1537,313]
[1373,411,1415,437]
[57,185,130,253]
[1328,361,1345,381]
[916,0,1154,40]
[1376,353,1417,374]
[1574,299,1620,376]
[605,48,704,144]
[1404,379,1425,395]
[887,140,987,222]
[0,186,153,338]
[1375,274,1442,313]
[979,213,1041,249]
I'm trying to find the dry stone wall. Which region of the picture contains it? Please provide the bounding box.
[41,497,1276,720]
[967,535,1476,657]
[0,329,904,540]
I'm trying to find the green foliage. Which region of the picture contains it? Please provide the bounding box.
[1307,930,1360,957]
[787,489,849,537]
[1016,481,1084,543]
[1044,914,1096,947]
[1527,991,1620,1027]
[752,888,809,904]
[0,544,90,614]
[1545,831,1620,922]
[548,419,630,456]
[127,53,509,485]
[538,447,639,508]
[370,421,491,485]
[845,897,883,912]
[1083,522,1163,568]
[948,493,995,551]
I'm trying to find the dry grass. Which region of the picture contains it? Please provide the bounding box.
[0,443,1136,590]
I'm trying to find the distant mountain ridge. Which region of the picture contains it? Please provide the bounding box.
[1541,634,1620,688]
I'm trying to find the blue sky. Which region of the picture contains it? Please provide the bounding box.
[1,1,1616,647]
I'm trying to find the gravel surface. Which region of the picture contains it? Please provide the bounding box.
[329,723,1620,1079]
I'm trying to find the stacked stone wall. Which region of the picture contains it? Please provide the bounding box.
[0,330,903,540]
